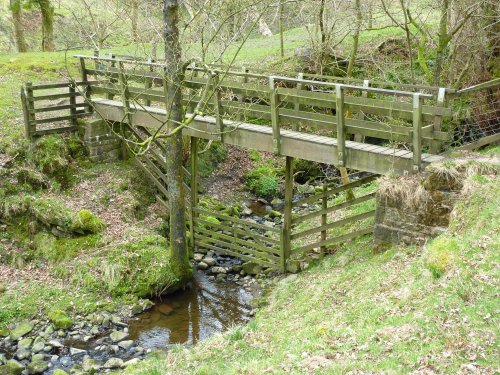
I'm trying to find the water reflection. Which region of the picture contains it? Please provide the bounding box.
[128,271,254,349]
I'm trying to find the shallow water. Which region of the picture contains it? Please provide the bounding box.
[127,270,255,350]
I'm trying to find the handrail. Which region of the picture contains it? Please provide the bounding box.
[456,78,500,95]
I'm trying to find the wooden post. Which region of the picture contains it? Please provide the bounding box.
[212,73,224,141]
[118,62,131,159]
[335,84,346,167]
[187,64,198,114]
[354,79,369,143]
[25,82,36,138]
[69,82,78,128]
[190,136,199,252]
[269,77,281,154]
[320,183,327,257]
[430,87,446,154]
[279,0,284,58]
[412,93,423,172]
[21,86,32,140]
[145,58,154,107]
[107,53,116,100]
[237,66,248,122]
[293,72,304,131]
[79,57,92,113]
[282,156,294,272]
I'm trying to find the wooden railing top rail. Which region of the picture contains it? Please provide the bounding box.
[455,78,500,95]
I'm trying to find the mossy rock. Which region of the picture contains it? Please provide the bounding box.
[0,360,24,375]
[71,210,105,234]
[48,310,73,330]
[51,370,68,375]
[9,321,34,341]
[26,360,48,374]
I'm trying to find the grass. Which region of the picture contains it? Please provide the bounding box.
[124,172,499,374]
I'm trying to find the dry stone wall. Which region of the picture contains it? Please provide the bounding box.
[82,119,122,163]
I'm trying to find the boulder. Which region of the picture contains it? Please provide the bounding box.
[242,262,262,275]
[15,349,30,360]
[17,338,33,350]
[10,321,34,341]
[0,360,24,375]
[197,261,208,270]
[193,253,204,262]
[26,361,48,375]
[48,310,73,330]
[52,370,68,375]
[202,256,216,267]
[31,340,45,354]
[211,266,227,274]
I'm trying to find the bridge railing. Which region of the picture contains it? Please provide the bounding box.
[71,54,455,170]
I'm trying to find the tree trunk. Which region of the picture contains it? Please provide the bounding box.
[10,0,28,52]
[347,0,361,77]
[163,0,190,279]
[434,0,450,85]
[131,0,139,41]
[38,0,55,52]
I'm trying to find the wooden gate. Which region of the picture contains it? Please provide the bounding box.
[289,174,377,258]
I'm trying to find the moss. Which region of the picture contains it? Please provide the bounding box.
[33,232,101,263]
[47,310,73,330]
[425,237,459,278]
[72,232,181,297]
[71,210,105,234]
[30,135,69,176]
[66,135,87,160]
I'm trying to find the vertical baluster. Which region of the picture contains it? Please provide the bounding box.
[269,77,281,154]
[335,84,346,167]
[412,93,423,171]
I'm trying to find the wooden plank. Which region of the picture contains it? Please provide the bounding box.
[35,113,88,124]
[194,229,281,261]
[412,94,423,171]
[192,207,282,233]
[134,158,169,199]
[292,226,373,254]
[33,126,79,136]
[30,80,103,90]
[293,175,377,206]
[20,86,31,139]
[33,103,89,113]
[292,192,376,224]
[32,92,82,101]
[283,156,293,267]
[194,239,279,269]
[269,77,281,154]
[194,217,281,249]
[336,85,346,166]
[453,133,500,151]
[291,210,375,240]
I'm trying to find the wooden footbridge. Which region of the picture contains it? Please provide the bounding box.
[21,54,500,272]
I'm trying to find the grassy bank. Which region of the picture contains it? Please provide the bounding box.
[124,162,499,374]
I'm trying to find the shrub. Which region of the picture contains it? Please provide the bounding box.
[244,164,279,197]
[425,237,459,278]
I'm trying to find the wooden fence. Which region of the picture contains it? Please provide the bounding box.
[20,80,97,139]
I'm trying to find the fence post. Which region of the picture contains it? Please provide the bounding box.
[145,58,153,107]
[69,82,78,128]
[79,57,92,113]
[190,136,199,252]
[354,79,369,143]
[25,82,36,139]
[293,72,304,131]
[335,84,346,167]
[212,73,224,141]
[21,85,32,140]
[320,183,327,257]
[282,156,294,272]
[430,87,446,154]
[269,77,281,154]
[412,93,423,171]
[118,62,132,159]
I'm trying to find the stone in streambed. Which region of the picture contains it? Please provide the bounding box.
[15,348,30,360]
[122,358,140,368]
[197,261,208,270]
[202,256,216,267]
[158,304,173,316]
[109,330,128,343]
[69,347,86,356]
[211,266,227,274]
[17,338,33,350]
[31,354,45,363]
[31,340,45,353]
[47,310,73,330]
[118,340,134,350]
[103,358,123,369]
[193,253,204,262]
[26,360,48,374]
[10,321,34,341]
[0,360,24,375]
[51,370,68,375]
[242,262,262,275]
[81,358,95,373]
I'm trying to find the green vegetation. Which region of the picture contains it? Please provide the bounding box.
[244,162,280,198]
[47,309,73,329]
[424,237,459,278]
[125,173,499,374]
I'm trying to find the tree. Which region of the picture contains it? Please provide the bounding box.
[9,0,28,52]
[163,0,191,280]
[28,0,55,51]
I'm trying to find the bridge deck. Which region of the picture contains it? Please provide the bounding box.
[92,98,444,176]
